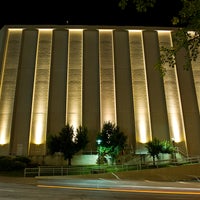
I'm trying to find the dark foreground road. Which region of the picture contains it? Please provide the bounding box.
[1,176,200,200]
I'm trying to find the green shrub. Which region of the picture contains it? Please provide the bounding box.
[0,156,32,171]
[12,161,26,170]
[0,157,15,171]
[13,156,31,165]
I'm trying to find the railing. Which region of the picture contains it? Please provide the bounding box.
[181,156,200,164]
[24,166,92,177]
[24,164,140,177]
[176,147,188,158]
[24,155,200,177]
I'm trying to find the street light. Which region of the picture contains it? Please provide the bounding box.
[96,138,102,169]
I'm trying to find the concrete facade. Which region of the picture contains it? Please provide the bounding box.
[0,25,200,158]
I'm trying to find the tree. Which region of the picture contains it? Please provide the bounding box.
[119,0,200,75]
[145,138,162,167]
[47,124,89,166]
[97,121,127,164]
[160,140,175,154]
[145,138,175,166]
[119,0,157,12]
[74,125,89,152]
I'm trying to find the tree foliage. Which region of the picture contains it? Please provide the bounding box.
[119,0,156,12]
[145,138,175,166]
[145,138,162,166]
[97,121,127,164]
[47,124,89,166]
[160,140,175,154]
[119,0,200,76]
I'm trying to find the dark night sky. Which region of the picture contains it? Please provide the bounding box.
[0,0,182,29]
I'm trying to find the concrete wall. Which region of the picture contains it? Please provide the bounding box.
[0,25,200,157]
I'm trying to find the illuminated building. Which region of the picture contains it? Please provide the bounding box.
[0,25,200,160]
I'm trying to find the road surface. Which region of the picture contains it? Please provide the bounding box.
[1,176,200,199]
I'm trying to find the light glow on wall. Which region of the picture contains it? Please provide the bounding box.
[190,31,200,114]
[157,31,185,143]
[128,30,152,144]
[99,29,117,128]
[0,29,23,145]
[29,29,53,146]
[66,29,83,131]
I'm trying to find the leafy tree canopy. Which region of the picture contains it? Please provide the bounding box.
[119,0,156,12]
[145,137,175,166]
[119,0,200,76]
[160,140,175,154]
[145,138,162,158]
[97,121,127,164]
[47,124,89,166]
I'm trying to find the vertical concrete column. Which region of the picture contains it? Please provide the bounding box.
[128,30,152,153]
[11,29,37,155]
[176,45,200,156]
[0,29,23,155]
[29,29,53,155]
[157,31,187,154]
[113,30,135,149]
[99,29,117,128]
[66,29,83,130]
[48,29,68,135]
[143,30,169,140]
[83,29,100,151]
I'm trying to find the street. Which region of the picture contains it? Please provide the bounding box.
[1,176,200,199]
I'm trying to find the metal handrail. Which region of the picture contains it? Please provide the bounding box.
[24,155,200,177]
